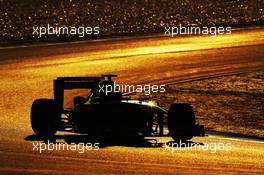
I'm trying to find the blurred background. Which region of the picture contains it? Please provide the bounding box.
[0,0,263,43]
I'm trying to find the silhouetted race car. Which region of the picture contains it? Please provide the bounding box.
[31,74,204,141]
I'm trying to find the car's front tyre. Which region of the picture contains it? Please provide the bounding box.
[168,103,196,141]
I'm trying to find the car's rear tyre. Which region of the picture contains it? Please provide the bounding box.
[31,99,59,137]
[168,103,195,141]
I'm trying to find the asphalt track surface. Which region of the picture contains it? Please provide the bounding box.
[0,28,264,174]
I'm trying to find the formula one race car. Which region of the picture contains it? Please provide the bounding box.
[31,74,204,141]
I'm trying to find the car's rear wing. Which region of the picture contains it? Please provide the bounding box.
[54,76,102,114]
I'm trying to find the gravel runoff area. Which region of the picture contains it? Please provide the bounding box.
[151,71,264,138]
